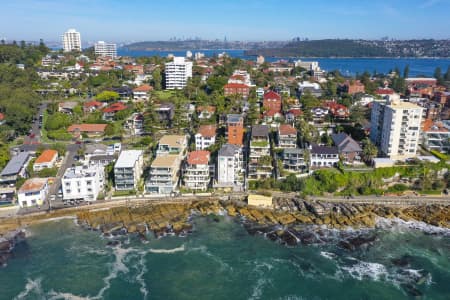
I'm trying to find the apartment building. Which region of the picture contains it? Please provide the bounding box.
[114,150,144,191]
[182,151,211,191]
[146,155,181,195]
[165,57,193,89]
[310,144,339,168]
[156,135,187,157]
[62,165,104,201]
[226,114,244,145]
[370,94,423,160]
[421,119,450,154]
[217,143,244,188]
[248,125,273,180]
[282,148,307,173]
[195,125,216,150]
[62,29,81,52]
[94,41,117,58]
[277,124,298,148]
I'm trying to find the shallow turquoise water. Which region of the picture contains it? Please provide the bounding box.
[1,216,449,300]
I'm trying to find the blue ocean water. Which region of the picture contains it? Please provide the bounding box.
[1,216,449,300]
[118,48,450,77]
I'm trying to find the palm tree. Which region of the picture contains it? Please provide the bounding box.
[361,138,378,163]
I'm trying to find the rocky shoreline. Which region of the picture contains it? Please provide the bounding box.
[76,197,450,247]
[0,230,26,267]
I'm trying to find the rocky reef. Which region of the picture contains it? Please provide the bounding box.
[76,197,450,247]
[0,230,26,266]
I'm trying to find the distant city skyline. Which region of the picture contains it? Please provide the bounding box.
[1,0,450,43]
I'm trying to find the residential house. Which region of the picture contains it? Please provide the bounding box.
[156,135,187,157]
[324,101,350,119]
[216,144,244,189]
[421,119,450,154]
[196,105,216,119]
[282,148,307,173]
[0,152,30,184]
[102,102,127,121]
[62,165,104,201]
[84,144,116,167]
[110,86,133,99]
[146,155,181,195]
[248,125,273,180]
[331,133,362,163]
[298,81,323,98]
[277,124,297,148]
[155,102,175,125]
[226,114,244,145]
[311,107,329,123]
[68,124,107,137]
[133,84,153,101]
[83,100,105,113]
[263,91,282,113]
[195,125,216,150]
[310,144,339,168]
[285,108,303,123]
[58,101,78,114]
[183,150,211,191]
[223,83,250,98]
[339,80,365,95]
[33,149,58,172]
[114,150,144,191]
[125,113,144,136]
[17,178,49,208]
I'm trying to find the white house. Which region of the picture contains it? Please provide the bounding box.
[216,144,244,189]
[17,178,49,208]
[310,144,339,168]
[33,149,58,172]
[195,124,216,150]
[62,165,104,201]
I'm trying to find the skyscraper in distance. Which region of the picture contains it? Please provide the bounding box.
[62,29,81,52]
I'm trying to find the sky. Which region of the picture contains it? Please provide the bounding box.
[1,0,449,43]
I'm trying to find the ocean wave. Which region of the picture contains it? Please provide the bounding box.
[135,252,149,300]
[189,245,233,271]
[319,251,337,260]
[13,277,43,300]
[47,291,93,300]
[376,217,450,236]
[148,244,185,254]
[248,277,272,300]
[340,260,388,281]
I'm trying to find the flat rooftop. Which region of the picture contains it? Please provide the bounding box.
[158,135,186,148]
[115,150,143,168]
[151,155,179,168]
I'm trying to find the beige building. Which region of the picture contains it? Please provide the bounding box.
[146,155,181,195]
[156,135,187,157]
[247,194,273,207]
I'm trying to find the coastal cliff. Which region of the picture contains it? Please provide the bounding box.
[76,197,450,246]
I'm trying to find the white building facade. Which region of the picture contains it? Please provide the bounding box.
[62,29,81,52]
[370,95,423,160]
[217,144,244,187]
[17,178,49,208]
[62,165,104,201]
[165,57,193,89]
[114,150,144,191]
[94,41,117,58]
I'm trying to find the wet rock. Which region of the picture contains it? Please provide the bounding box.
[106,240,120,247]
[338,233,377,251]
[391,255,412,267]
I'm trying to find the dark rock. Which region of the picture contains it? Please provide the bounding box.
[279,230,298,246]
[338,233,377,251]
[401,284,423,297]
[106,240,120,247]
[391,255,412,268]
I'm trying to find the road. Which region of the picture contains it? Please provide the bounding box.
[23,102,47,145]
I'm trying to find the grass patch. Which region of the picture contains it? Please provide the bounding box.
[153,90,177,100]
[113,190,136,197]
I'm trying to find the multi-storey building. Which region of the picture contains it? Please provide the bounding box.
[94,41,117,58]
[282,148,307,173]
[263,91,282,113]
[310,144,339,168]
[17,178,49,208]
[146,155,181,195]
[248,125,273,180]
[195,125,216,150]
[156,135,187,157]
[182,151,211,191]
[62,165,104,201]
[370,94,423,160]
[226,114,244,145]
[62,29,81,52]
[421,119,450,154]
[277,124,297,148]
[217,144,244,188]
[165,57,192,89]
[114,150,144,191]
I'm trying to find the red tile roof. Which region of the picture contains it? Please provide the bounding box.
[279,124,297,135]
[187,150,210,165]
[133,84,153,92]
[287,108,303,117]
[197,124,216,138]
[84,100,103,108]
[103,102,127,113]
[263,90,281,101]
[0,112,4,120]
[35,149,58,164]
[224,83,249,89]
[375,88,394,95]
[422,119,449,132]
[68,124,107,133]
[196,105,216,113]
[264,109,281,117]
[19,178,48,193]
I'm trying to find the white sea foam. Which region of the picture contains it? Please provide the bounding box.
[14,277,43,300]
[340,260,388,281]
[376,217,450,236]
[47,291,92,300]
[189,245,233,271]
[320,251,336,260]
[148,244,185,254]
[248,277,270,300]
[135,252,149,300]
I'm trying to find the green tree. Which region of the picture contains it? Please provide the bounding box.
[151,68,162,90]
[434,67,443,84]
[403,65,410,79]
[361,138,378,162]
[96,90,120,102]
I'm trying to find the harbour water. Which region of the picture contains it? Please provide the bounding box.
[1,216,449,300]
[118,48,450,77]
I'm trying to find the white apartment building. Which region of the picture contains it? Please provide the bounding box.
[114,150,144,191]
[165,57,192,89]
[94,41,117,58]
[17,178,49,208]
[217,144,244,188]
[62,29,81,52]
[62,165,104,201]
[195,125,216,150]
[370,94,423,160]
[183,151,210,191]
[146,155,181,195]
